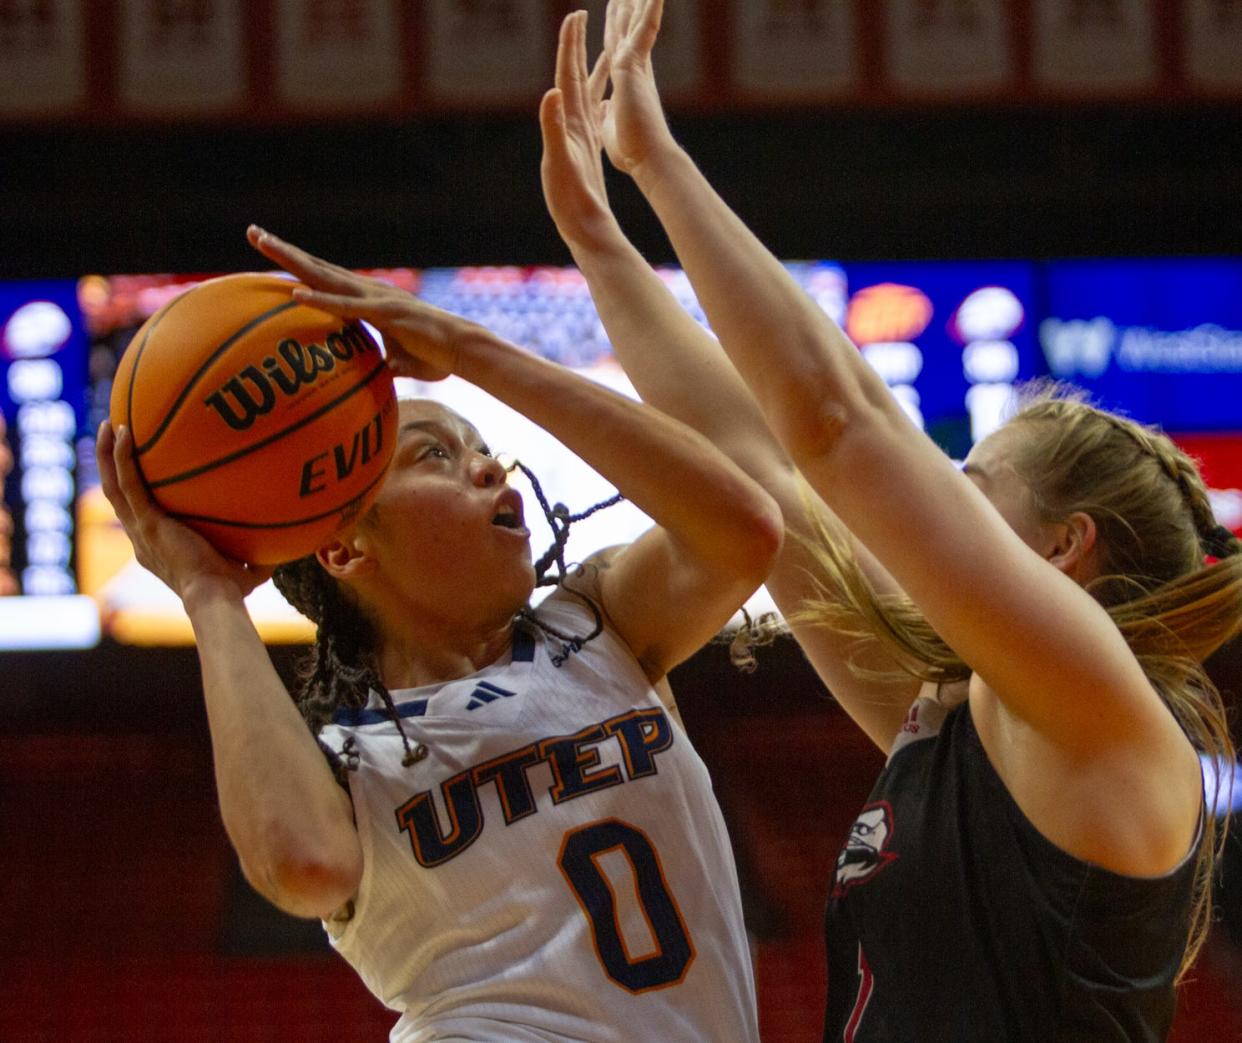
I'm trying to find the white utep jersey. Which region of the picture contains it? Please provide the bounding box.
[317,593,759,1043]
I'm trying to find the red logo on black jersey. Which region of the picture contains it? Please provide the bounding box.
[832,801,898,897]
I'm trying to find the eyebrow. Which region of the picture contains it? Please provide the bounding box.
[399,418,490,454]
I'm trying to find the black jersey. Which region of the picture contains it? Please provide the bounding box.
[824,697,1197,1043]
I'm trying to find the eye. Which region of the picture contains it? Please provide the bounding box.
[419,442,450,461]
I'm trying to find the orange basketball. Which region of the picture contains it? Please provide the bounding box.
[110,272,397,564]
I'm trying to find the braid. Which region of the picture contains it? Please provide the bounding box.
[272,556,427,774]
[512,459,622,654]
[1094,410,1236,561]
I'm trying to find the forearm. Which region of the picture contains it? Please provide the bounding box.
[565,230,798,486]
[629,145,900,464]
[184,581,360,915]
[454,323,780,571]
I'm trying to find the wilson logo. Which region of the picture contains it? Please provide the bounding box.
[203,323,376,431]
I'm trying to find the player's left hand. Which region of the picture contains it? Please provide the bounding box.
[247,225,465,383]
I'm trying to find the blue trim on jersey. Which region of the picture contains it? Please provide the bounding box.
[333,698,429,727]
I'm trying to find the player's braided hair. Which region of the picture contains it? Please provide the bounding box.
[794,380,1240,980]
[272,456,622,780]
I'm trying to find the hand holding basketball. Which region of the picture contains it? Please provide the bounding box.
[248,226,469,384]
[96,420,273,603]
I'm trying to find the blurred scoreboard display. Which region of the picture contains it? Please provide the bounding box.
[1041,260,1242,434]
[0,280,99,649]
[1041,259,1242,530]
[0,259,1238,653]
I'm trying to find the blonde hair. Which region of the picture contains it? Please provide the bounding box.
[797,382,1241,978]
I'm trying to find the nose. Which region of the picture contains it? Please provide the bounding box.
[471,452,507,488]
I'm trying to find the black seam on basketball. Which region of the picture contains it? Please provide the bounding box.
[134,298,301,458]
[126,289,198,441]
[166,466,389,530]
[146,355,390,490]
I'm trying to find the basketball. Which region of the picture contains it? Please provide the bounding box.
[109,272,397,564]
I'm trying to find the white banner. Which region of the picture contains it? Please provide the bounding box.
[275,0,403,109]
[1184,0,1242,91]
[731,0,858,98]
[117,0,247,114]
[885,0,1014,94]
[424,0,549,103]
[580,0,702,96]
[0,0,84,116]
[1031,0,1158,92]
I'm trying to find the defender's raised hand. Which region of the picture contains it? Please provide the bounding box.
[540,11,621,253]
[598,0,678,178]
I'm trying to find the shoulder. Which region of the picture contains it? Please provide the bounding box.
[538,545,622,621]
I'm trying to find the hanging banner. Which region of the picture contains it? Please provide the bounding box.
[581,0,702,97]
[884,0,1015,95]
[423,0,549,103]
[730,0,859,99]
[1183,0,1242,92]
[1030,0,1158,93]
[117,0,247,114]
[274,0,403,110]
[0,0,85,117]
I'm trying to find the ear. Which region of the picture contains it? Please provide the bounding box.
[316,532,377,582]
[1045,511,1098,583]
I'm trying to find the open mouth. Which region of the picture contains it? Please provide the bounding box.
[491,490,526,531]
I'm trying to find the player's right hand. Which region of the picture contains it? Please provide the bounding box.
[96,420,272,605]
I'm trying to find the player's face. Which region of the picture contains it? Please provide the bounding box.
[358,398,535,627]
[961,424,1054,556]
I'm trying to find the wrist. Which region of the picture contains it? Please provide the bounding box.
[628,140,692,198]
[181,574,249,619]
[562,221,636,266]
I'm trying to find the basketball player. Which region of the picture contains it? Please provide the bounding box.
[96,223,780,1040]
[542,2,1242,1039]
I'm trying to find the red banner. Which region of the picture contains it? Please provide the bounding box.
[2,1,1240,124]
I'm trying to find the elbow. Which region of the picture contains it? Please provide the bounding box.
[242,832,363,920]
[769,391,852,471]
[735,487,785,584]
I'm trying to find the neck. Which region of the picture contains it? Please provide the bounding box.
[373,611,516,691]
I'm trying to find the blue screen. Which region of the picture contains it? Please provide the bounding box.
[1040,259,1242,433]
[0,280,88,597]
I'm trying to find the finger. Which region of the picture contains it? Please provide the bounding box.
[555,12,588,125]
[539,88,568,160]
[247,226,358,292]
[534,90,571,187]
[95,421,138,532]
[289,286,379,322]
[603,0,622,61]
[587,43,611,107]
[571,10,592,116]
[111,424,156,519]
[634,0,663,59]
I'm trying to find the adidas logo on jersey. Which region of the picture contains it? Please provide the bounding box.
[465,681,517,711]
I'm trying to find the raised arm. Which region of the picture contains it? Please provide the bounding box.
[96,421,361,919]
[539,10,920,745]
[247,227,782,682]
[593,1,1177,770]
